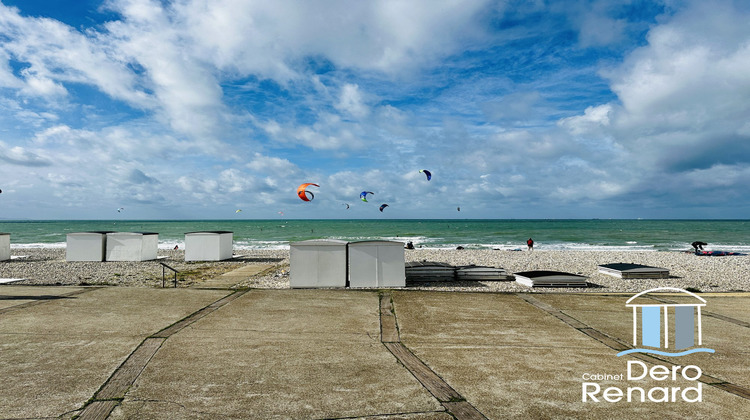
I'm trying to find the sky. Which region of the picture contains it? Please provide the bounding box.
[0,0,749,220]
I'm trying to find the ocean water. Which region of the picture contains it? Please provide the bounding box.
[0,219,748,252]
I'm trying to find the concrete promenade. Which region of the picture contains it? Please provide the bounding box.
[1,272,749,419]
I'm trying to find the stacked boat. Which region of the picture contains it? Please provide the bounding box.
[456,265,512,281]
[404,261,456,282]
[405,261,512,283]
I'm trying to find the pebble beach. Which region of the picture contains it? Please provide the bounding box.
[2,247,748,293]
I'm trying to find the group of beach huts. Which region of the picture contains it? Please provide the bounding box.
[1,232,671,288]
[287,239,672,289]
[0,231,234,263]
[65,231,234,262]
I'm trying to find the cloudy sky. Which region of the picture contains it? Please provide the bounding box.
[0,0,748,220]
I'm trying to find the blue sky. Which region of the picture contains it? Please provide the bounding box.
[1,0,749,220]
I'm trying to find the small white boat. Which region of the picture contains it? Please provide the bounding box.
[598,263,669,279]
[514,270,588,287]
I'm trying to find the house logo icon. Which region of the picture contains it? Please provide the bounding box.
[617,287,715,357]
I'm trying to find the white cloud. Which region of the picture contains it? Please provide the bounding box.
[102,4,227,142]
[595,2,750,182]
[20,74,67,97]
[606,3,750,130]
[172,0,492,78]
[558,104,612,136]
[0,142,52,166]
[259,113,367,151]
[0,4,149,105]
[246,153,299,174]
[335,83,369,119]
[1,0,749,218]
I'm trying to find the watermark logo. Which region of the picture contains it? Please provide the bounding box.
[617,287,715,357]
[582,287,715,403]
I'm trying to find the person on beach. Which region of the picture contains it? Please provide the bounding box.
[691,241,707,253]
[527,238,534,251]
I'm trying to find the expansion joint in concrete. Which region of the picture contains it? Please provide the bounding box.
[379,291,400,343]
[75,289,250,419]
[379,292,487,420]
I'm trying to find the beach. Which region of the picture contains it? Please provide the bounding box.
[2,247,748,293]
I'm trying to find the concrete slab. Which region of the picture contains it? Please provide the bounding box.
[2,288,749,419]
[192,264,272,289]
[0,287,230,418]
[406,344,750,419]
[0,285,85,311]
[648,317,750,390]
[1,334,140,419]
[529,293,750,400]
[0,287,229,337]
[113,335,442,419]
[113,289,443,419]
[392,291,607,349]
[186,289,382,339]
[531,293,633,313]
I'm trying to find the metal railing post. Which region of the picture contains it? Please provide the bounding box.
[160,262,179,288]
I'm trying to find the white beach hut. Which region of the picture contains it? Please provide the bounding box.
[66,231,112,262]
[184,231,233,261]
[0,233,9,261]
[348,240,405,288]
[105,232,159,261]
[290,239,349,288]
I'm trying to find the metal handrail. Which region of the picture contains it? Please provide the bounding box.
[160,262,179,288]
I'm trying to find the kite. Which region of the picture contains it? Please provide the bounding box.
[297,183,319,201]
[235,209,242,213]
[379,204,389,212]
[0,189,2,193]
[117,207,124,213]
[457,207,461,212]
[360,191,374,202]
[419,169,432,181]
[343,203,350,209]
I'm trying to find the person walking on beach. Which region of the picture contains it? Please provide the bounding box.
[527,238,534,252]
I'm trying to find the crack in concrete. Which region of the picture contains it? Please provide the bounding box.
[0,287,101,315]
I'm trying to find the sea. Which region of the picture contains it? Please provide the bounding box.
[1,219,749,253]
